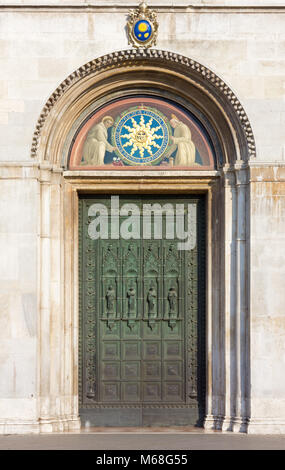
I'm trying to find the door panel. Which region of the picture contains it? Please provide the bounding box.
[79,195,205,426]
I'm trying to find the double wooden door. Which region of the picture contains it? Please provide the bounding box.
[79,195,205,426]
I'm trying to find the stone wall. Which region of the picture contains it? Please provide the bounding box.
[0,1,285,433]
[248,163,285,433]
[0,166,38,433]
[0,2,284,163]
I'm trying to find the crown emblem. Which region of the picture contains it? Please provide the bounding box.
[127,1,158,49]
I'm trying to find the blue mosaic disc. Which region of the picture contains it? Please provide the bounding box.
[133,19,152,43]
[112,107,170,166]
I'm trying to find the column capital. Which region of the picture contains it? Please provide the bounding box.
[223,165,236,187]
[235,163,249,186]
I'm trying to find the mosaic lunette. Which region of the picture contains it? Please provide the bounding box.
[69,98,215,169]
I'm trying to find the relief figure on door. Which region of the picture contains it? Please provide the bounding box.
[127,285,137,318]
[147,284,158,330]
[106,285,116,316]
[167,285,178,330]
[168,286,178,317]
[147,286,157,317]
[105,284,117,330]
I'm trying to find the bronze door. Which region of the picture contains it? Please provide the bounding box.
[79,195,205,426]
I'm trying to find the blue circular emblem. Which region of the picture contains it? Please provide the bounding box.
[112,106,171,166]
[133,19,152,43]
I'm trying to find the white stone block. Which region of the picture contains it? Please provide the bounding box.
[7,80,57,102]
[0,294,11,339]
[0,58,38,80]
[0,235,19,281]
[0,180,38,234]
[0,398,37,420]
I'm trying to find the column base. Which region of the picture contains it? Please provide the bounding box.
[204,414,223,431]
[205,415,249,433]
[39,415,81,433]
[205,416,285,434]
[221,416,248,433]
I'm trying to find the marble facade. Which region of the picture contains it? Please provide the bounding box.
[0,1,285,434]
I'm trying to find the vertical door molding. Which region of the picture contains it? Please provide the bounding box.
[221,165,238,432]
[38,169,81,432]
[205,163,250,433]
[36,170,253,432]
[38,168,52,431]
[234,161,250,432]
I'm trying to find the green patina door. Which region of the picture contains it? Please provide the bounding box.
[79,195,205,426]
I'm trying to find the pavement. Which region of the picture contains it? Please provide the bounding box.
[0,427,285,450]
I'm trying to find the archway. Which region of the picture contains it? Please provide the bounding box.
[32,49,254,433]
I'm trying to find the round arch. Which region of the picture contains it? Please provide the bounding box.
[31,48,256,168]
[34,49,253,434]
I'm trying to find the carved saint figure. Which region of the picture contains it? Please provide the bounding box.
[127,286,136,316]
[82,116,115,166]
[168,287,178,314]
[169,114,197,166]
[106,285,116,315]
[147,286,157,316]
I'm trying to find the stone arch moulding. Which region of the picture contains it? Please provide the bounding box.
[31,48,256,167]
[33,49,254,434]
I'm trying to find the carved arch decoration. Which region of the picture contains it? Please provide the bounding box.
[32,48,254,433]
[31,49,256,168]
